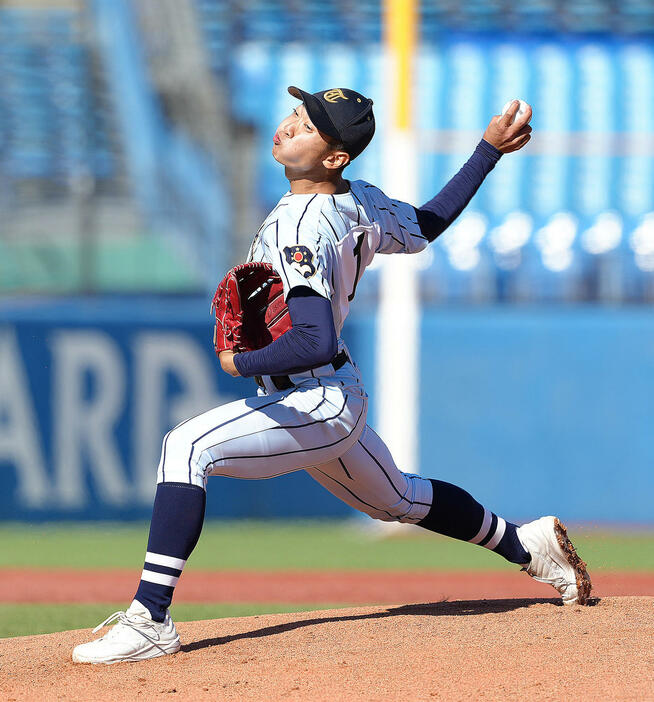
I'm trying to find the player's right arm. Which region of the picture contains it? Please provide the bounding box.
[416,100,532,241]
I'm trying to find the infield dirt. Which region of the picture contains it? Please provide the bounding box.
[2,596,652,701]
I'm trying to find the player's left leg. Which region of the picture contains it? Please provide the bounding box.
[307,423,591,604]
[132,384,366,624]
[73,384,367,663]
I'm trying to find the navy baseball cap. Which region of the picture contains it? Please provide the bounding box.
[288,86,375,160]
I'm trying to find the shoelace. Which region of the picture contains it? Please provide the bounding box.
[93,610,126,634]
[92,610,169,655]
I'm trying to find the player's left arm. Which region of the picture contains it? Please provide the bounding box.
[416,100,532,241]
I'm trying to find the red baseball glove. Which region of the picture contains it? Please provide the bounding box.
[211,262,291,355]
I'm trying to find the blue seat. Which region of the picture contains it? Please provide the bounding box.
[0,8,117,180]
[624,214,654,302]
[511,213,585,302]
[430,211,497,303]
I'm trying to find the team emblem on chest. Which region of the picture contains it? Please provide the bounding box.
[283,245,316,278]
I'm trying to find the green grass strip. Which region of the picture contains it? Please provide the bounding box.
[0,602,346,639]
[0,521,651,571]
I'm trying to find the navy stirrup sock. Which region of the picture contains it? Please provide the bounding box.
[134,482,206,622]
[418,479,530,565]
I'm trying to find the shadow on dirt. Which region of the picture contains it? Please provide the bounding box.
[182,597,579,653]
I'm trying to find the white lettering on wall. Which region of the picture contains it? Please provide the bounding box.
[51,331,129,507]
[133,333,221,503]
[0,329,49,507]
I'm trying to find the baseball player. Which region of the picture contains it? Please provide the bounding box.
[72,89,591,664]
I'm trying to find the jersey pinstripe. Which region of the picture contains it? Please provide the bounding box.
[247,180,428,337]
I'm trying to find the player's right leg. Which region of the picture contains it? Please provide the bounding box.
[307,423,591,605]
[308,423,528,566]
[73,383,367,663]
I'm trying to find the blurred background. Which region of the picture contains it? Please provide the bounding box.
[1,0,653,524]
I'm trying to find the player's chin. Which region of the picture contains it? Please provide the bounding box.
[271,146,286,164]
[272,151,306,171]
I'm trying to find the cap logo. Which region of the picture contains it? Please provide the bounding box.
[323,89,348,103]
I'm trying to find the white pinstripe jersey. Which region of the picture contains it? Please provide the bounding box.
[246,180,428,337]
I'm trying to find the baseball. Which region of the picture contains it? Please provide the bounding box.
[501,99,531,124]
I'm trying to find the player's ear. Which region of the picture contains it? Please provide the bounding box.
[323,149,350,171]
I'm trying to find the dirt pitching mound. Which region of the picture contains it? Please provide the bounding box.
[2,597,652,701]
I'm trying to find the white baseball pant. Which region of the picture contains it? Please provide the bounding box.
[157,375,432,524]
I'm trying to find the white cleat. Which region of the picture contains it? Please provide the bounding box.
[72,599,181,664]
[517,516,592,605]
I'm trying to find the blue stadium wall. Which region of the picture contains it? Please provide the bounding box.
[0,298,652,524]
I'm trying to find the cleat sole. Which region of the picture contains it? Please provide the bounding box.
[73,640,180,665]
[554,518,592,605]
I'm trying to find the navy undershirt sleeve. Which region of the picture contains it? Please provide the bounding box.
[232,287,338,378]
[415,139,502,241]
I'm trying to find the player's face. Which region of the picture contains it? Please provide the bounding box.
[272,104,340,173]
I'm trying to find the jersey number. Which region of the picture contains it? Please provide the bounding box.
[348,232,366,302]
